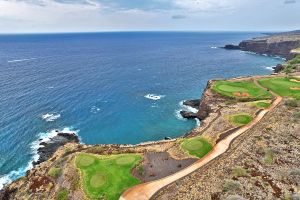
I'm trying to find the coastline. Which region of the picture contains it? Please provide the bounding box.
[1,31,300,199]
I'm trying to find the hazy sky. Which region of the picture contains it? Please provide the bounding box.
[0,0,299,33]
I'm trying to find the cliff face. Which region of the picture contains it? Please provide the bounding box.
[239,38,300,59]
[224,31,300,59]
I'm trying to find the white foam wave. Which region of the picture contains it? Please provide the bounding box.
[265,66,275,71]
[90,106,101,114]
[42,113,61,122]
[179,100,199,113]
[211,46,218,49]
[195,118,201,127]
[144,94,165,101]
[0,127,79,190]
[7,58,38,63]
[175,101,199,121]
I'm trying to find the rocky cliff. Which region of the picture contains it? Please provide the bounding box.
[224,31,300,59]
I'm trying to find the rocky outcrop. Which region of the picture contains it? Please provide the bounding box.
[181,81,213,121]
[182,99,200,109]
[224,31,300,59]
[33,132,79,166]
[223,44,241,50]
[196,81,213,120]
[180,111,198,119]
[273,64,285,73]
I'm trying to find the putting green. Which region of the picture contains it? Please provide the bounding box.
[212,80,272,100]
[229,114,253,125]
[181,137,212,158]
[75,153,142,200]
[258,77,300,99]
[90,172,106,188]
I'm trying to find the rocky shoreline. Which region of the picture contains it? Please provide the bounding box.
[33,132,79,166]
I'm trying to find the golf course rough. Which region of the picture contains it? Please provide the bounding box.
[228,114,253,125]
[181,137,213,158]
[258,77,300,99]
[212,80,272,100]
[75,153,142,200]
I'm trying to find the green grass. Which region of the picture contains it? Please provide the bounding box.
[229,114,253,125]
[75,153,142,200]
[251,101,271,108]
[212,80,272,100]
[181,137,213,158]
[48,167,62,179]
[258,77,300,99]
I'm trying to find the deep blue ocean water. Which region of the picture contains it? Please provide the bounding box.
[0,32,283,188]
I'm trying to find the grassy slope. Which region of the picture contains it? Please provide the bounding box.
[181,137,213,158]
[76,153,142,200]
[212,80,272,100]
[258,77,300,99]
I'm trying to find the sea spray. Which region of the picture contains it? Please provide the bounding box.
[0,127,79,190]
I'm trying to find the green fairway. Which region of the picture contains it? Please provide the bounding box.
[229,114,253,125]
[181,137,213,158]
[251,100,271,108]
[258,77,300,99]
[75,153,142,200]
[212,80,272,100]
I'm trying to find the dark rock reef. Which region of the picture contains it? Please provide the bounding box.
[33,132,79,166]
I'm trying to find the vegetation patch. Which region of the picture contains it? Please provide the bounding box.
[228,114,253,125]
[75,153,142,200]
[48,167,62,179]
[212,80,272,100]
[223,180,241,192]
[251,101,271,108]
[181,137,212,158]
[285,98,299,108]
[263,148,275,164]
[56,188,69,200]
[258,77,300,99]
[232,166,248,177]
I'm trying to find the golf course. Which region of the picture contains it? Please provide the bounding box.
[181,137,213,158]
[212,80,273,100]
[258,77,300,99]
[75,153,142,200]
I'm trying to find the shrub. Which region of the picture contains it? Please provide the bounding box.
[293,112,300,119]
[232,166,248,177]
[137,165,145,176]
[285,99,299,108]
[263,148,275,164]
[48,167,62,179]
[223,180,241,192]
[56,188,69,200]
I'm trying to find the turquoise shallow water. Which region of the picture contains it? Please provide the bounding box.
[0,32,282,188]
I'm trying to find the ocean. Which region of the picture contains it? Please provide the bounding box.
[0,32,283,188]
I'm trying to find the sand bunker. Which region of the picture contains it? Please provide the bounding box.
[233,92,250,97]
[290,87,300,90]
[290,79,300,83]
